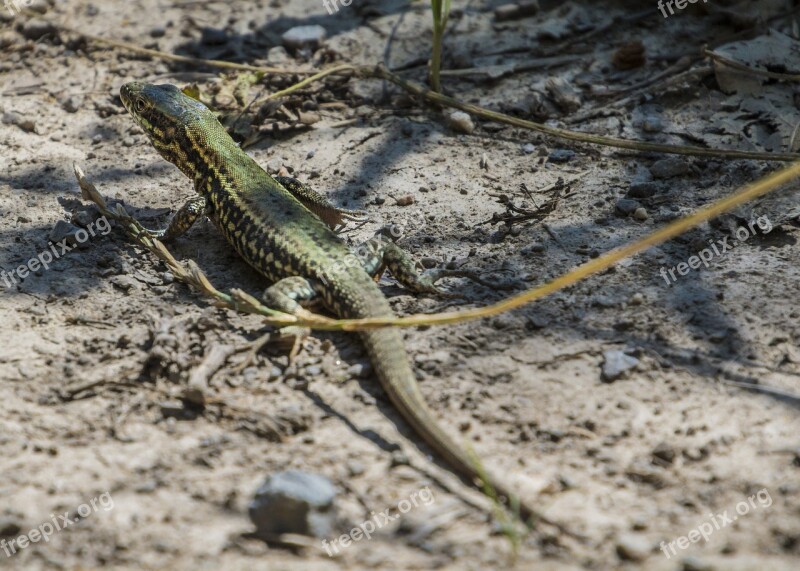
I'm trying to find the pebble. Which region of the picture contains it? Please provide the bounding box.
[374,195,385,205]
[200,27,228,45]
[627,181,659,199]
[248,470,337,538]
[109,275,140,292]
[548,149,575,163]
[446,111,475,134]
[267,45,291,64]
[641,115,663,133]
[633,207,648,221]
[681,556,714,571]
[652,442,676,464]
[266,157,282,172]
[615,198,641,215]
[601,350,639,382]
[346,362,371,378]
[3,111,36,133]
[650,157,689,179]
[396,195,415,206]
[615,534,650,562]
[521,143,536,154]
[20,18,56,41]
[282,25,326,50]
[149,26,166,38]
[59,95,82,113]
[49,220,82,246]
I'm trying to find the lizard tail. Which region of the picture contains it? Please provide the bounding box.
[359,325,539,522]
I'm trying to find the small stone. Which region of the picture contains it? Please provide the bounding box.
[266,157,282,172]
[0,517,22,537]
[652,442,676,465]
[20,18,56,40]
[616,534,650,562]
[630,292,644,305]
[282,25,326,50]
[347,362,371,378]
[149,26,166,38]
[633,207,648,221]
[249,470,337,538]
[22,0,49,14]
[521,143,536,154]
[681,556,714,571]
[49,220,82,246]
[627,181,659,198]
[60,95,83,114]
[374,195,385,205]
[548,149,575,163]
[601,350,639,382]
[109,275,140,292]
[495,1,540,21]
[650,157,689,179]
[200,27,228,45]
[642,115,663,133]
[396,195,415,206]
[615,198,641,215]
[297,110,320,125]
[3,111,35,133]
[267,46,291,64]
[446,111,474,134]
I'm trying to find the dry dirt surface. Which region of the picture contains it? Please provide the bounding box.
[2,0,800,569]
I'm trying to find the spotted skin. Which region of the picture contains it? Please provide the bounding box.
[120,82,537,521]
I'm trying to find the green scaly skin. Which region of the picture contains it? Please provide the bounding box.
[119,82,543,523]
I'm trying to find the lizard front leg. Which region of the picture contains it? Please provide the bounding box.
[145,196,206,240]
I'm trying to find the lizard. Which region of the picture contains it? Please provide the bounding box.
[119,81,564,531]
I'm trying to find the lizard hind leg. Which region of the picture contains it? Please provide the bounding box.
[234,277,317,371]
[365,237,504,298]
[145,196,206,240]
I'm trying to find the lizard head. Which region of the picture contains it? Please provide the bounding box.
[120,82,218,179]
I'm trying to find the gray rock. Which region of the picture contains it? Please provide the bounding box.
[59,94,82,113]
[109,275,140,292]
[627,181,660,199]
[200,27,227,45]
[615,198,641,215]
[267,46,291,65]
[548,149,575,163]
[521,143,536,154]
[601,350,639,382]
[20,18,56,40]
[282,25,326,50]
[650,157,689,179]
[249,470,337,538]
[616,534,650,561]
[681,556,714,571]
[49,220,82,247]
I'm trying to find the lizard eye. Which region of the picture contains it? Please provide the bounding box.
[135,98,147,113]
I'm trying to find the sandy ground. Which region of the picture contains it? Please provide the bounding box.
[1,0,800,569]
